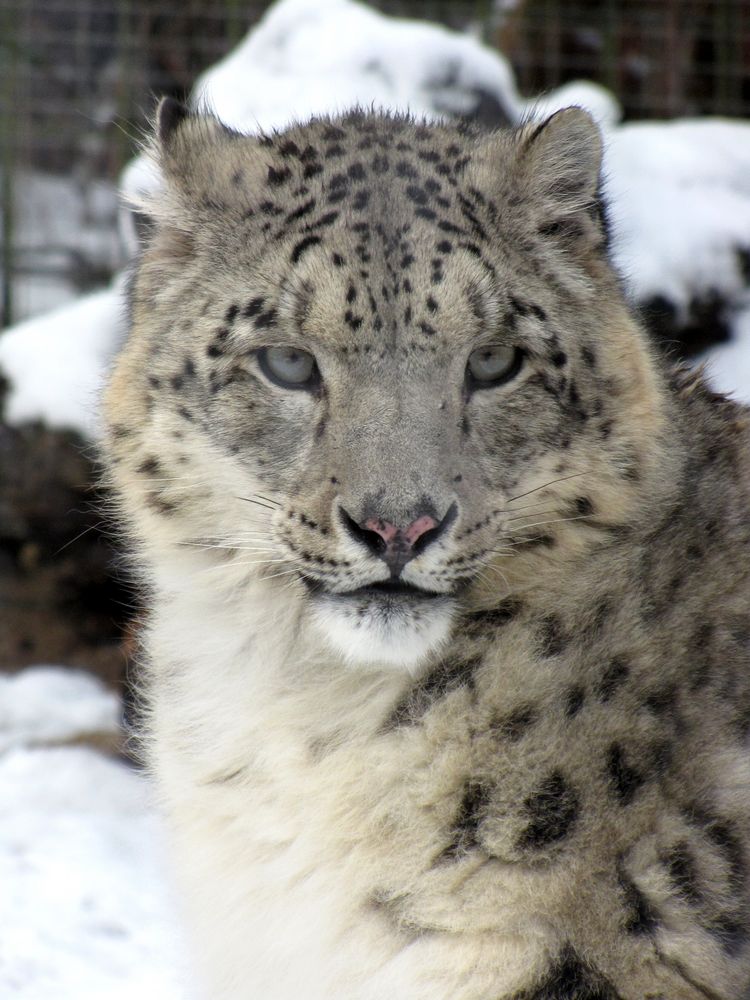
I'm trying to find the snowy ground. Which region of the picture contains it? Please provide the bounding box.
[0,669,184,999]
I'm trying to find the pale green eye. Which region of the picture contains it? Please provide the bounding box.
[258,346,318,390]
[467,344,521,387]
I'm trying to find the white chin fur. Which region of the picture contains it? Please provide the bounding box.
[310,596,456,672]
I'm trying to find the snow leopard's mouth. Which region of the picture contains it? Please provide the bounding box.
[301,575,449,603]
[304,574,458,668]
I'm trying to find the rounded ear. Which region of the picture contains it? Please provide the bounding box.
[156,96,190,147]
[151,98,236,184]
[517,107,603,212]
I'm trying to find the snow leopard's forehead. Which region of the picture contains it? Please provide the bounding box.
[152,109,606,370]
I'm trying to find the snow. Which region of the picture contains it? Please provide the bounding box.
[192,0,522,132]
[4,170,121,323]
[0,667,121,754]
[0,279,126,437]
[701,307,750,400]
[605,119,750,318]
[0,668,184,999]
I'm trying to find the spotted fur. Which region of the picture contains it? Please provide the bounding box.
[104,99,750,999]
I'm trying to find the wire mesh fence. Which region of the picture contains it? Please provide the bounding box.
[1,0,749,328]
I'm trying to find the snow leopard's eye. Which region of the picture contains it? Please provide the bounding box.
[466,344,522,389]
[257,346,319,391]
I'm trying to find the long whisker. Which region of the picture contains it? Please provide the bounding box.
[505,470,592,504]
[505,513,591,533]
[236,496,277,512]
[502,507,561,524]
[254,493,283,507]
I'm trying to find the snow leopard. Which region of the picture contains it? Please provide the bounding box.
[103,97,750,999]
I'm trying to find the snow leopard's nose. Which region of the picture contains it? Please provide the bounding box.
[340,503,458,576]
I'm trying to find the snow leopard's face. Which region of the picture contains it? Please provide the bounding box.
[105,104,668,670]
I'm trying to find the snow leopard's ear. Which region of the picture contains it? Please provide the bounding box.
[153,97,237,182]
[143,98,266,235]
[508,107,609,252]
[156,96,190,146]
[516,107,603,212]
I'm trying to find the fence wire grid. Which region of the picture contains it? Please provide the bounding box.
[1,0,749,328]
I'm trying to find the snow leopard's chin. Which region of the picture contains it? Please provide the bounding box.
[309,589,456,672]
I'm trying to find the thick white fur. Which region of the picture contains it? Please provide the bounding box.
[309,595,456,671]
[146,554,542,999]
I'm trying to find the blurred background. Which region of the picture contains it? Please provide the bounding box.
[3,0,749,329]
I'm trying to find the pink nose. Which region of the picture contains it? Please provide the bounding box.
[364,514,439,548]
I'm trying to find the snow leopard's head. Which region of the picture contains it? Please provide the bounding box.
[104,101,672,671]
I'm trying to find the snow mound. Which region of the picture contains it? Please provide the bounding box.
[192,0,521,133]
[0,743,183,1000]
[0,280,125,437]
[606,119,750,324]
[0,667,121,753]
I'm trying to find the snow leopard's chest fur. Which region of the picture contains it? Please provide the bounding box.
[105,103,750,998]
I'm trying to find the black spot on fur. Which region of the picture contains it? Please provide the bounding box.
[607,744,644,805]
[551,350,567,367]
[303,162,323,180]
[224,304,240,325]
[565,685,585,718]
[291,235,321,263]
[618,869,660,936]
[396,160,418,179]
[666,842,702,906]
[242,297,265,318]
[285,198,316,224]
[267,166,291,187]
[642,684,677,716]
[465,599,523,634]
[383,656,482,728]
[574,496,594,516]
[538,615,566,656]
[435,782,490,863]
[492,705,537,742]
[517,771,579,850]
[510,945,621,1000]
[597,657,630,702]
[255,308,277,330]
[136,457,160,476]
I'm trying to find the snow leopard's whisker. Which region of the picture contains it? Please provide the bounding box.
[54,520,108,557]
[495,514,592,544]
[504,470,592,504]
[179,540,277,553]
[236,496,278,512]
[253,493,283,507]
[502,507,562,524]
[261,567,308,583]
[498,497,566,514]
[476,560,512,593]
